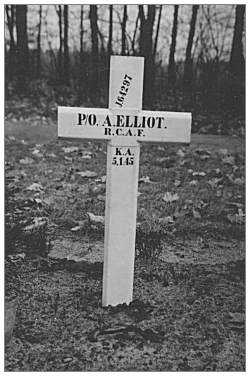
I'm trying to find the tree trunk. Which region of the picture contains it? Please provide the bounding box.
[5,6,15,48]
[80,6,84,61]
[36,5,42,77]
[230,5,245,77]
[78,5,85,100]
[183,5,199,86]
[97,27,105,55]
[63,5,69,84]
[89,5,99,105]
[15,5,29,92]
[131,10,139,55]
[138,5,145,56]
[56,5,63,80]
[168,5,179,87]
[5,5,16,78]
[139,5,156,107]
[153,5,162,59]
[108,5,113,58]
[121,5,127,55]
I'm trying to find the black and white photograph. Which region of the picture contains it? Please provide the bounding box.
[4,2,245,371]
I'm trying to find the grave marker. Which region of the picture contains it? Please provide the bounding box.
[58,56,192,307]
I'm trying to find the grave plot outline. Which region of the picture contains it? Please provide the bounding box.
[58,55,192,306]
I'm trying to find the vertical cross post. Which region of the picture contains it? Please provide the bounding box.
[103,56,144,306]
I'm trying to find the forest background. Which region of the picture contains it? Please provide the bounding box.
[5,4,245,135]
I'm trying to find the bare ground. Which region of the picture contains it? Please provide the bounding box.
[5,118,245,371]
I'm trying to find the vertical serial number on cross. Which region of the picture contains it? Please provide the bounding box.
[115,74,132,107]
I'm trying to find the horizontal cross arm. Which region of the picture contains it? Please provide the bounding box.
[139,110,192,144]
[58,106,111,140]
[58,106,191,144]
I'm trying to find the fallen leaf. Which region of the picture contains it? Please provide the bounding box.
[62,146,79,153]
[65,156,73,162]
[197,200,208,209]
[233,165,238,172]
[77,171,98,178]
[179,160,186,166]
[77,185,89,195]
[222,155,235,165]
[176,149,185,157]
[228,202,244,208]
[234,177,244,185]
[32,149,41,155]
[70,226,81,232]
[43,197,55,206]
[228,312,245,323]
[156,157,170,164]
[63,357,73,363]
[24,217,47,232]
[90,185,104,194]
[8,253,25,261]
[139,176,152,183]
[44,170,53,176]
[208,178,223,188]
[189,180,198,186]
[159,216,174,224]
[192,171,206,177]
[226,174,234,183]
[47,153,57,158]
[19,157,34,164]
[195,148,211,157]
[70,220,88,232]
[32,152,43,158]
[87,212,104,224]
[200,154,209,160]
[174,180,181,187]
[26,183,44,192]
[80,151,92,159]
[34,198,43,204]
[227,209,245,224]
[162,192,179,203]
[97,194,106,201]
[143,344,156,355]
[193,209,201,220]
[219,148,229,155]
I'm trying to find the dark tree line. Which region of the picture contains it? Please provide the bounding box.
[230,5,245,77]
[5,5,245,110]
[6,5,29,92]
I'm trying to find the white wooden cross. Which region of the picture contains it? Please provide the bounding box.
[58,56,191,307]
